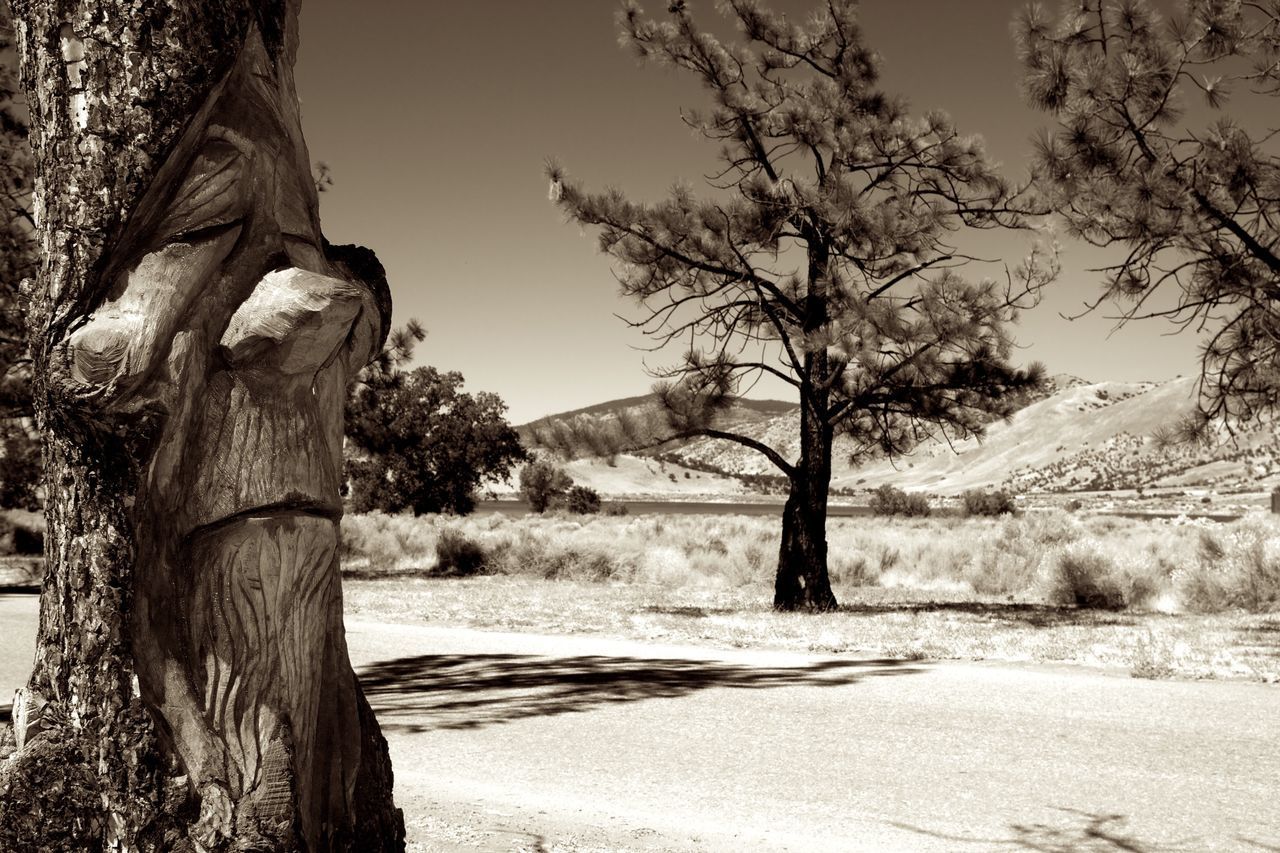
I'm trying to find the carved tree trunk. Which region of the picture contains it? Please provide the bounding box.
[1,3,404,850]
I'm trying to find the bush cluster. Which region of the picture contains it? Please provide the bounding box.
[565,485,601,515]
[961,489,1017,517]
[1179,523,1280,613]
[868,485,931,517]
[0,423,41,512]
[434,528,487,576]
[0,511,44,557]
[519,460,604,515]
[341,509,1280,616]
[1045,545,1128,609]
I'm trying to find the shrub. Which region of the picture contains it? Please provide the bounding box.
[1046,544,1127,609]
[12,522,42,556]
[519,459,573,513]
[565,485,601,515]
[961,489,1017,517]
[1,511,45,556]
[434,528,488,576]
[1180,521,1280,613]
[0,422,42,511]
[869,485,931,517]
[603,502,629,517]
[340,511,435,568]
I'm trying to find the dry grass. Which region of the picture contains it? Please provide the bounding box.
[340,510,1280,681]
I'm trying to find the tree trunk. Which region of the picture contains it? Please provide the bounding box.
[1,3,404,850]
[773,355,837,612]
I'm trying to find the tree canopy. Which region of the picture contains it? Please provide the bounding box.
[550,0,1053,609]
[345,364,527,515]
[1018,0,1280,429]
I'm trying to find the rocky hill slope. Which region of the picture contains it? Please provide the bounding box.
[518,376,1280,496]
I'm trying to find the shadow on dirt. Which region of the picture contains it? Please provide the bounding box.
[358,651,919,733]
[893,807,1221,851]
[838,600,1139,628]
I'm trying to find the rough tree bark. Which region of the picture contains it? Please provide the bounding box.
[1,2,404,850]
[773,348,837,613]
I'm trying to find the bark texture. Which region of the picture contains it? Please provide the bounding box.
[773,351,837,613]
[1,2,404,850]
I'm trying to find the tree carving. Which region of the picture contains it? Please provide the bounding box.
[3,2,403,850]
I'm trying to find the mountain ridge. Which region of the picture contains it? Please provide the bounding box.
[515,375,1280,497]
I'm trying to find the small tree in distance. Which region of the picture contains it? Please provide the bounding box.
[520,458,574,513]
[550,0,1054,610]
[566,484,602,515]
[345,330,528,515]
[869,485,931,518]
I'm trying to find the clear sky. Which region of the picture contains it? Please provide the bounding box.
[294,0,1205,424]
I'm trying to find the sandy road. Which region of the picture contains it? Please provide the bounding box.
[347,620,1280,852]
[2,596,1278,851]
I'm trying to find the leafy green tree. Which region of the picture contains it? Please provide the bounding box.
[346,364,527,515]
[519,458,573,513]
[550,0,1052,610]
[1017,0,1280,430]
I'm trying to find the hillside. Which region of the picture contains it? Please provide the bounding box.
[519,394,793,460]
[517,377,1280,498]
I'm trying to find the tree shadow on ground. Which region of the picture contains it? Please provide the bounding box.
[893,807,1225,851]
[357,651,919,733]
[640,605,740,617]
[1228,618,1280,668]
[838,601,1139,629]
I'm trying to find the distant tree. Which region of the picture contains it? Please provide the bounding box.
[0,420,39,510]
[519,458,573,513]
[550,0,1052,610]
[345,363,527,515]
[0,5,33,422]
[868,484,931,518]
[961,487,1017,517]
[1017,0,1280,432]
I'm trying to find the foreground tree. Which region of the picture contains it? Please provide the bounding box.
[551,0,1052,610]
[3,2,404,849]
[1017,0,1280,429]
[346,365,527,515]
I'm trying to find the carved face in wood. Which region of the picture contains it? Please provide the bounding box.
[59,28,389,846]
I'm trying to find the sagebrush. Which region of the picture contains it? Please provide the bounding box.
[341,509,1280,613]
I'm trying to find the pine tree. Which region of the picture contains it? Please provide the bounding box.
[551,0,1052,610]
[1017,0,1280,431]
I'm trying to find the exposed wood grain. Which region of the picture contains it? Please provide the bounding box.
[3,2,403,850]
